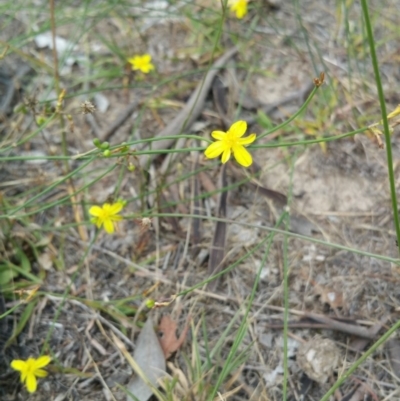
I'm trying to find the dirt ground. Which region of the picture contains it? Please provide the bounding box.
[2,1,400,400]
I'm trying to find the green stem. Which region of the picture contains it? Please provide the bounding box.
[0,114,57,153]
[146,213,400,265]
[361,0,400,254]
[6,158,93,217]
[258,86,318,139]
[0,127,371,163]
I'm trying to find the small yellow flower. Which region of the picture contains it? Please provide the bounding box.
[204,120,256,167]
[229,0,248,19]
[11,355,51,393]
[89,201,124,234]
[127,54,155,74]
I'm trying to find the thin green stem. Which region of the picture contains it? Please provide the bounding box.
[5,157,94,216]
[0,302,21,319]
[123,212,400,265]
[361,0,400,255]
[0,113,57,153]
[0,127,371,163]
[258,86,318,139]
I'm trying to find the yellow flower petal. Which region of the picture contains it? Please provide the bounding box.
[34,356,51,369]
[205,141,225,159]
[11,360,26,372]
[211,130,227,140]
[26,373,38,393]
[142,54,151,63]
[102,203,113,212]
[108,202,124,214]
[229,120,247,138]
[89,206,103,217]
[221,148,231,164]
[238,133,256,145]
[141,64,154,73]
[34,369,48,378]
[21,370,28,383]
[104,219,115,234]
[233,144,252,167]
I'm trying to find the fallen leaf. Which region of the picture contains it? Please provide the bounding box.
[158,315,190,359]
[126,318,166,401]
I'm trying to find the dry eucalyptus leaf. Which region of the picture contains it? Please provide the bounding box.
[126,318,166,401]
[158,315,190,359]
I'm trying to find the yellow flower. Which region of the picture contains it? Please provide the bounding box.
[89,201,124,234]
[127,54,155,74]
[204,120,256,167]
[229,0,248,19]
[11,356,51,393]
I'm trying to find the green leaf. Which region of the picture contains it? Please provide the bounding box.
[5,299,37,348]
[0,264,18,286]
[3,262,41,284]
[15,246,31,272]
